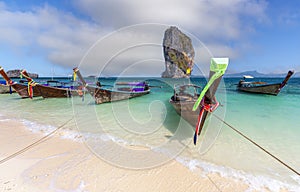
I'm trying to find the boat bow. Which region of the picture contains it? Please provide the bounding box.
[192,58,229,145]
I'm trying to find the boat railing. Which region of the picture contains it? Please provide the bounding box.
[114,81,149,92]
[240,81,268,87]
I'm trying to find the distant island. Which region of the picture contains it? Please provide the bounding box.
[224,70,299,78]
[7,69,39,78]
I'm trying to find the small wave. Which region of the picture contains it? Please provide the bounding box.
[88,132,147,147]
[21,119,57,135]
[20,117,152,147]
[176,156,299,192]
[20,117,145,146]
[57,129,85,142]
[20,119,84,142]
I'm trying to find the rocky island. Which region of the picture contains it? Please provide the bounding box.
[7,69,38,78]
[162,26,195,78]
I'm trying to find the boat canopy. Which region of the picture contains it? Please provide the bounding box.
[0,80,6,85]
[243,75,254,79]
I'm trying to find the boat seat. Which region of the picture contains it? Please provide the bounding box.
[117,87,132,92]
[176,95,193,101]
[132,88,145,92]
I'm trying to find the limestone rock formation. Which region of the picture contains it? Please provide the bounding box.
[162,26,195,78]
[7,69,39,78]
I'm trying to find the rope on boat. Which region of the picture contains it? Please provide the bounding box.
[213,114,300,176]
[0,117,73,165]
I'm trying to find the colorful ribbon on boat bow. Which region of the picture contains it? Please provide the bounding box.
[27,80,37,99]
[192,58,228,145]
[73,71,77,81]
[6,80,14,94]
[193,97,220,145]
[9,85,12,94]
[6,80,13,86]
[192,58,228,111]
[20,70,37,99]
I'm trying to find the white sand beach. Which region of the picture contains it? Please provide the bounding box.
[0,118,256,192]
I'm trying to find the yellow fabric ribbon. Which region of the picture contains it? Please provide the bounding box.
[73,71,77,81]
[27,80,36,98]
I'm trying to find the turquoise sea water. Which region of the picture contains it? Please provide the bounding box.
[0,77,300,191]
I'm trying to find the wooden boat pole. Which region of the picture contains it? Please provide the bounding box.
[73,67,101,100]
[20,70,33,81]
[0,67,14,85]
[73,67,88,87]
[279,70,294,89]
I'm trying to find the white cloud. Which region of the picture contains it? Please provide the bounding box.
[75,0,268,41]
[77,24,168,76]
[0,4,106,68]
[0,0,268,76]
[74,0,269,75]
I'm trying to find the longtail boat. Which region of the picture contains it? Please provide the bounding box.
[73,67,150,104]
[170,84,201,128]
[0,67,41,98]
[0,80,16,94]
[170,58,229,145]
[237,70,294,95]
[20,70,82,98]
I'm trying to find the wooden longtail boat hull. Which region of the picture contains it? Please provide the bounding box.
[34,84,80,98]
[73,67,150,104]
[237,70,294,95]
[0,84,15,94]
[0,67,41,98]
[11,84,42,98]
[89,86,150,104]
[237,83,282,95]
[11,84,31,98]
[169,96,199,127]
[20,70,81,98]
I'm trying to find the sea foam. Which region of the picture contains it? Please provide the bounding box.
[176,156,300,192]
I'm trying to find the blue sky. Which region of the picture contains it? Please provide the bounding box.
[0,0,299,76]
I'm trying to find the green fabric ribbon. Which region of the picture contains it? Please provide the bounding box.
[192,58,229,111]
